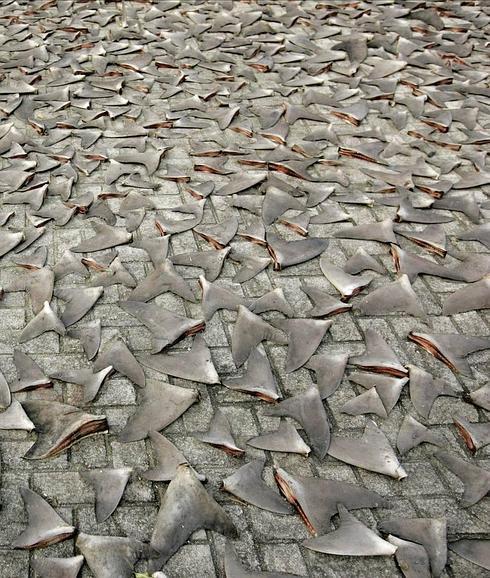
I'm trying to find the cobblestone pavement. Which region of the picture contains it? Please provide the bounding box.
[0,1,489,577]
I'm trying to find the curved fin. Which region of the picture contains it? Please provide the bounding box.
[408,365,459,419]
[350,329,407,377]
[31,555,84,578]
[196,408,244,456]
[94,336,145,386]
[128,260,195,302]
[56,286,103,327]
[67,319,101,360]
[10,350,51,392]
[19,300,65,343]
[305,352,348,398]
[396,414,444,455]
[247,421,310,456]
[81,468,132,522]
[449,539,490,571]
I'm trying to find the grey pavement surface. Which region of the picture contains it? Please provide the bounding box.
[0,1,489,577]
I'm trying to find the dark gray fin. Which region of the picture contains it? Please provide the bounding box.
[185,181,215,199]
[4,266,54,314]
[328,419,407,479]
[350,329,407,377]
[155,199,205,234]
[397,414,444,455]
[272,318,332,373]
[238,218,267,245]
[265,386,330,458]
[344,248,385,274]
[434,451,490,507]
[53,249,87,280]
[232,306,286,367]
[387,536,431,578]
[275,467,388,536]
[71,222,132,252]
[334,218,397,244]
[449,539,490,571]
[305,352,348,399]
[0,367,10,408]
[200,275,250,321]
[222,458,292,515]
[67,319,101,361]
[196,408,245,456]
[408,364,459,419]
[304,504,397,556]
[391,245,464,284]
[468,383,490,412]
[0,399,34,431]
[128,259,195,303]
[453,416,490,453]
[233,255,271,283]
[93,336,145,387]
[10,350,51,392]
[214,173,266,196]
[341,388,388,419]
[433,192,480,223]
[320,256,372,300]
[223,346,280,402]
[408,332,490,376]
[149,465,237,571]
[12,246,48,270]
[310,202,350,224]
[87,256,136,288]
[443,278,490,315]
[170,247,230,282]
[394,224,447,257]
[120,300,204,354]
[378,518,447,577]
[12,488,75,549]
[301,283,352,317]
[81,468,132,523]
[143,431,205,483]
[22,400,108,460]
[247,420,310,456]
[357,275,425,318]
[5,186,46,211]
[396,196,452,224]
[267,233,328,271]
[130,235,170,267]
[56,286,103,327]
[118,379,198,442]
[224,542,303,578]
[51,366,113,404]
[85,200,117,226]
[251,288,294,317]
[262,187,305,226]
[31,555,85,578]
[19,300,65,343]
[457,223,490,249]
[194,215,239,249]
[139,334,219,384]
[76,533,145,578]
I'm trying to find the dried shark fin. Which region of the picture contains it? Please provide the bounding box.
[194,215,239,249]
[12,487,75,549]
[19,301,66,343]
[387,536,431,578]
[93,336,145,387]
[76,533,145,578]
[222,459,292,514]
[120,300,204,354]
[224,542,303,578]
[378,518,447,577]
[128,260,195,303]
[344,248,385,275]
[271,318,332,373]
[50,366,113,404]
[442,278,490,315]
[10,349,51,392]
[56,286,103,327]
[265,386,330,458]
[357,275,425,318]
[170,247,230,281]
[453,416,490,453]
[301,283,352,317]
[67,319,101,361]
[350,329,407,377]
[223,346,280,402]
[320,256,372,300]
[0,399,34,431]
[81,468,132,522]
[71,222,132,252]
[449,539,490,571]
[305,352,349,399]
[251,288,294,317]
[468,383,490,411]
[408,332,490,376]
[0,368,11,408]
[408,365,459,419]
[267,233,328,270]
[334,218,397,244]
[22,400,108,460]
[196,408,244,456]
[394,224,447,257]
[139,334,219,384]
[247,421,310,456]
[275,467,388,536]
[200,275,250,321]
[149,464,237,571]
[31,555,85,578]
[304,505,397,556]
[391,246,464,284]
[143,431,205,483]
[434,451,490,507]
[119,379,198,442]
[396,414,444,455]
[328,419,407,480]
[130,235,170,267]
